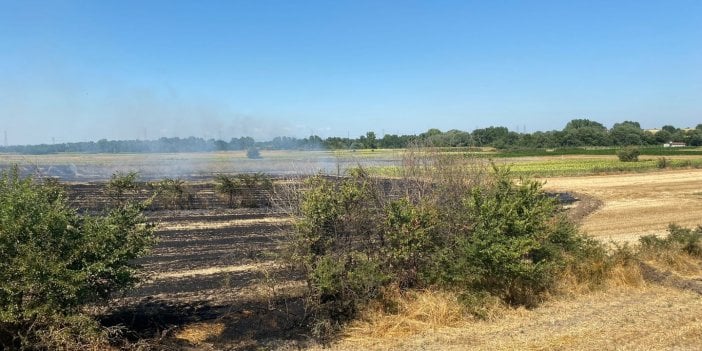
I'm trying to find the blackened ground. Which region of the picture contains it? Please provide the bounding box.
[99,208,310,350]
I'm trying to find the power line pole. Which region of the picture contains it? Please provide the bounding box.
[3,130,7,147]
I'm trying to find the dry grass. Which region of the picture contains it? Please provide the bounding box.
[342,290,480,343]
[174,322,225,344]
[157,216,291,231]
[322,283,702,351]
[316,251,702,351]
[150,261,279,280]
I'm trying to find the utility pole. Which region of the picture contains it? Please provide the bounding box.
[3,130,7,147]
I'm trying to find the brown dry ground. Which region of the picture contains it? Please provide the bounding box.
[542,169,702,243]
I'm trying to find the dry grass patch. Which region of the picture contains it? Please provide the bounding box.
[323,283,702,351]
[157,216,292,231]
[174,321,225,344]
[151,261,280,280]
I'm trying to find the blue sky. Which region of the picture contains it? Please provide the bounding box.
[1,0,701,145]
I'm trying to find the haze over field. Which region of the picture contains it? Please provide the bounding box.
[1,0,701,145]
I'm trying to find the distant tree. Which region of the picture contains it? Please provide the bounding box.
[365,131,378,149]
[246,147,262,159]
[214,139,229,151]
[564,119,607,132]
[610,121,645,146]
[653,130,673,144]
[661,125,678,133]
[472,126,510,147]
[614,121,641,129]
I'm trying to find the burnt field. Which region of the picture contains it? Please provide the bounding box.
[99,207,310,350]
[68,177,590,350]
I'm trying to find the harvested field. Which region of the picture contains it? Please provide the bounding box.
[542,169,702,243]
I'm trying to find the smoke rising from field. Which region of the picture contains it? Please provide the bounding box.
[0,65,312,146]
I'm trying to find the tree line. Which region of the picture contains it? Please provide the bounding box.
[2,120,701,154]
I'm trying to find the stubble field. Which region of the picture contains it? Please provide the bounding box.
[543,169,702,243]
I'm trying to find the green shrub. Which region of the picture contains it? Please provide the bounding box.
[0,167,154,349]
[640,224,702,258]
[291,160,595,336]
[293,170,389,333]
[157,177,192,209]
[215,173,272,208]
[617,147,640,162]
[656,157,669,169]
[446,169,577,304]
[106,171,140,204]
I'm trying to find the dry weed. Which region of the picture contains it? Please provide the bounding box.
[174,322,225,344]
[343,289,503,345]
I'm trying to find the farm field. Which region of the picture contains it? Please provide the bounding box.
[5,151,701,349]
[542,169,702,243]
[0,150,404,181]
[3,148,702,181]
[87,168,702,350]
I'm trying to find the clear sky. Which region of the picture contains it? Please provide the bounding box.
[1,0,701,145]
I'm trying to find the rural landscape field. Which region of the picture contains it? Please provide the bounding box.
[3,2,702,350]
[2,148,701,350]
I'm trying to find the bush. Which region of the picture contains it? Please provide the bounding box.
[617,147,640,162]
[215,173,273,208]
[290,157,595,336]
[293,170,389,332]
[640,224,702,258]
[246,147,262,159]
[157,177,192,209]
[0,167,155,349]
[656,157,669,169]
[106,171,140,203]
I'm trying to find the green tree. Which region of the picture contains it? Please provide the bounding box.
[610,121,645,146]
[365,131,378,149]
[0,167,154,349]
[564,119,607,132]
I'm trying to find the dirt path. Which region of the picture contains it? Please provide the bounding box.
[542,169,702,243]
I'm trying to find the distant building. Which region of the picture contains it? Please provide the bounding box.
[663,141,686,148]
[645,128,661,134]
